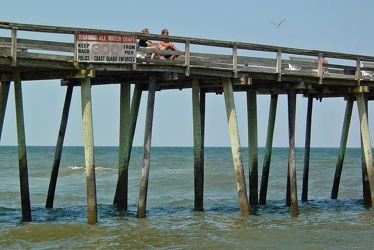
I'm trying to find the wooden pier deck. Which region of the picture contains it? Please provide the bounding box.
[1,21,374,223]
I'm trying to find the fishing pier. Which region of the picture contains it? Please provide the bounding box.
[1,21,374,224]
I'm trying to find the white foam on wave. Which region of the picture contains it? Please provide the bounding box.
[67,166,85,170]
[65,166,115,171]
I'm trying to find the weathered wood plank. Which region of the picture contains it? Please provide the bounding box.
[0,37,74,52]
[16,52,74,62]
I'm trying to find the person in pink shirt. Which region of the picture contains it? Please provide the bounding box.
[322,56,329,73]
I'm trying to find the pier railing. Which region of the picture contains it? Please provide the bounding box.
[1,21,374,86]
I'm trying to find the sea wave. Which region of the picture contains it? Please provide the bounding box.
[67,166,85,170]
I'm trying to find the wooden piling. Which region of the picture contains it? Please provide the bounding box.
[192,79,204,211]
[0,81,10,141]
[331,97,353,199]
[356,93,374,206]
[113,83,143,209]
[199,88,206,209]
[137,76,156,218]
[259,94,278,205]
[46,85,73,208]
[80,77,97,224]
[301,96,313,202]
[287,84,299,216]
[113,83,131,209]
[13,72,32,222]
[222,78,250,215]
[361,97,371,203]
[361,143,371,203]
[247,90,258,205]
[200,88,206,193]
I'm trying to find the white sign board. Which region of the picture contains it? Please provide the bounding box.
[76,32,137,63]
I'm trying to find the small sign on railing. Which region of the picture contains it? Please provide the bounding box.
[75,32,137,63]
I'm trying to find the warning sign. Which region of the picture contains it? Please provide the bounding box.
[75,32,137,63]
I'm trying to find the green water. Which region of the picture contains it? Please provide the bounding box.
[0,146,373,249]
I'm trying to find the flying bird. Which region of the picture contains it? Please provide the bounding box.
[269,19,286,28]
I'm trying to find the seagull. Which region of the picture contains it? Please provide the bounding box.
[269,19,286,28]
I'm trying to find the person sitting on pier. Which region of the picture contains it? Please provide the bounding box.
[158,29,180,60]
[322,56,329,73]
[138,28,164,60]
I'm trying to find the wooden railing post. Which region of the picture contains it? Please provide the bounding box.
[317,53,323,84]
[184,39,190,76]
[356,58,361,85]
[276,49,282,81]
[11,27,17,66]
[232,43,238,78]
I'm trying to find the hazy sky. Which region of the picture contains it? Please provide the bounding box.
[1,0,374,148]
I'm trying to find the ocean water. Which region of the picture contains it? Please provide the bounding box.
[0,146,373,249]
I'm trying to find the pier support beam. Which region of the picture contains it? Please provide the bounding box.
[114,83,143,209]
[200,89,206,208]
[259,94,278,205]
[360,97,371,203]
[80,77,97,224]
[287,84,299,216]
[302,96,313,202]
[46,85,74,208]
[247,90,258,205]
[0,81,10,141]
[222,78,249,215]
[14,72,32,222]
[356,93,374,206]
[192,79,205,211]
[114,83,130,209]
[331,97,353,199]
[137,75,156,218]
